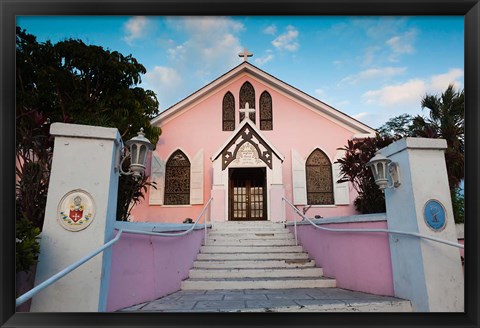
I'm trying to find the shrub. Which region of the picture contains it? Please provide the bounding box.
[335,135,397,214]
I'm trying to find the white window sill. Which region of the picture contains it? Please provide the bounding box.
[307,205,337,208]
[160,205,193,208]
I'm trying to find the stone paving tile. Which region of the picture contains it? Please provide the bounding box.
[194,300,246,310]
[177,294,224,301]
[141,300,197,311]
[118,302,149,311]
[295,299,347,307]
[244,289,289,294]
[205,289,246,295]
[174,290,207,296]
[306,290,363,300]
[154,293,183,302]
[245,299,299,309]
[117,288,412,313]
[266,293,313,300]
[224,294,268,301]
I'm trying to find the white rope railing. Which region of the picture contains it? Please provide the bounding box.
[282,197,464,249]
[16,197,213,307]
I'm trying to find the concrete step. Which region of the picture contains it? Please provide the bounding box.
[208,232,292,238]
[188,267,324,279]
[196,252,309,261]
[213,221,285,227]
[181,277,336,290]
[200,245,303,254]
[211,225,288,232]
[193,259,316,269]
[206,238,297,246]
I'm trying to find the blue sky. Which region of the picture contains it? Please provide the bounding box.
[17,16,464,129]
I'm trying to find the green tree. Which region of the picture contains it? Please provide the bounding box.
[16,27,161,272]
[411,85,464,190]
[377,113,414,138]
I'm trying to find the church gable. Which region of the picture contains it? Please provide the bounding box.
[213,120,284,171]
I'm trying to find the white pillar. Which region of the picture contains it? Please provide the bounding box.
[30,123,121,312]
[380,138,464,312]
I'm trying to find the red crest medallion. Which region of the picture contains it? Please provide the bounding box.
[69,209,84,222]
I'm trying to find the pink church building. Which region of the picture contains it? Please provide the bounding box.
[131,59,376,223]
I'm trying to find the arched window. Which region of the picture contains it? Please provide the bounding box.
[259,91,273,130]
[239,81,256,123]
[222,92,235,131]
[164,150,190,205]
[306,149,334,205]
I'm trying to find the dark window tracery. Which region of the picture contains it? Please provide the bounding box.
[259,91,273,130]
[239,81,256,123]
[222,92,235,131]
[164,150,190,205]
[306,149,334,205]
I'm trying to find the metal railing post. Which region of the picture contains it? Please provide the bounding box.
[293,205,298,246]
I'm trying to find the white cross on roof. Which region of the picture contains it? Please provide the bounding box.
[238,48,253,62]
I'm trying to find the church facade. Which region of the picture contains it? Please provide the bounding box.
[131,60,376,223]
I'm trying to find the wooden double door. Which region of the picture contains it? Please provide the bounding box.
[229,168,267,221]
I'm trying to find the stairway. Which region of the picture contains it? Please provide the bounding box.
[181,221,336,290]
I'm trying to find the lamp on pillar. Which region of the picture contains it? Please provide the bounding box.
[120,128,154,179]
[366,152,401,191]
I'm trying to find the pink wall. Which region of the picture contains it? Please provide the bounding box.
[132,74,363,223]
[106,229,204,312]
[290,220,395,296]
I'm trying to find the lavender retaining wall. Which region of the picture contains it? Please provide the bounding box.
[106,222,205,312]
[289,214,395,296]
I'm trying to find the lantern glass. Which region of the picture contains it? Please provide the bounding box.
[376,162,385,179]
[366,153,392,191]
[131,144,138,165]
[123,128,154,179]
[138,145,147,166]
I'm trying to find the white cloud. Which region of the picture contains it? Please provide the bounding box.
[387,29,417,61]
[363,79,427,107]
[340,67,406,85]
[165,17,244,75]
[254,54,274,66]
[272,25,299,52]
[143,17,247,110]
[362,46,381,66]
[264,25,277,35]
[430,68,464,92]
[362,68,464,108]
[123,16,151,45]
[335,100,350,108]
[143,66,182,108]
[314,89,325,97]
[353,112,369,120]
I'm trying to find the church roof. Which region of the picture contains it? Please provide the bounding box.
[151,62,376,136]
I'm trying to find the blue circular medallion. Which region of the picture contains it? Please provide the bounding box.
[423,199,447,231]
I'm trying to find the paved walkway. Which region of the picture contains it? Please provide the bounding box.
[118,288,412,312]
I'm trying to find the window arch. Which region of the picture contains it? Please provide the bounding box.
[259,91,273,130]
[239,81,256,123]
[222,92,235,131]
[164,150,190,205]
[306,149,334,205]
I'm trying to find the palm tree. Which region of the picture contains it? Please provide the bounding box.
[411,84,464,190]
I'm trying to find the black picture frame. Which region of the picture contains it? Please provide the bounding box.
[2,1,478,327]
